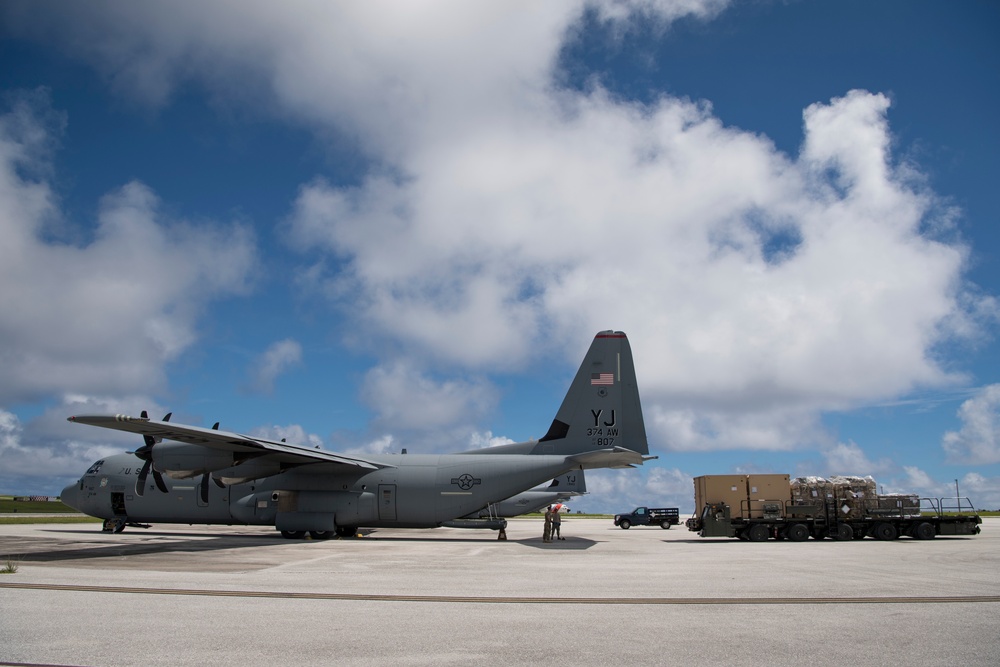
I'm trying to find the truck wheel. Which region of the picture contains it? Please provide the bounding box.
[832,524,853,541]
[619,519,631,529]
[913,522,936,540]
[872,522,897,541]
[787,523,809,542]
[748,524,770,542]
[660,521,672,529]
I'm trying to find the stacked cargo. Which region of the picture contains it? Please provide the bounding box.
[874,493,921,518]
[791,475,877,520]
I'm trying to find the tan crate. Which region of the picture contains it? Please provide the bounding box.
[746,474,791,518]
[694,475,748,519]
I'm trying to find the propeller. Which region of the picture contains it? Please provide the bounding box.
[134,411,171,497]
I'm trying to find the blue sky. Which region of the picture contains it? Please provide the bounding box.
[1,1,998,513]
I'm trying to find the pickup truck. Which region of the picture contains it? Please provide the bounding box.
[613,507,680,529]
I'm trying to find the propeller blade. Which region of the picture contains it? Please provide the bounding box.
[136,460,151,497]
[152,468,169,494]
[200,474,210,504]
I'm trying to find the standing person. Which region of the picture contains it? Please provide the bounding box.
[543,505,553,542]
[551,503,564,540]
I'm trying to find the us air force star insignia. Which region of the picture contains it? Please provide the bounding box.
[451,473,482,490]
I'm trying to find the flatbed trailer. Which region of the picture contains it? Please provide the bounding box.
[685,474,982,541]
[687,496,982,541]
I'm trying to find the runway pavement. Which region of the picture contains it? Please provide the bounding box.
[1,517,998,666]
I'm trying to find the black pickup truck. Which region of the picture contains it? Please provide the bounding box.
[613,507,680,529]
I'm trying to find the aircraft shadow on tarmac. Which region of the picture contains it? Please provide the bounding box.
[8,531,292,565]
[7,528,598,565]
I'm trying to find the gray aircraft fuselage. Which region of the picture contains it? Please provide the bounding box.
[62,451,574,530]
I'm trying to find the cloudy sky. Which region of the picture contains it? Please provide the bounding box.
[1,0,998,513]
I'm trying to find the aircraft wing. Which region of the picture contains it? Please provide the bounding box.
[67,414,389,470]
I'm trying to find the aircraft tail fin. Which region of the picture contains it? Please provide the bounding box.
[547,470,587,495]
[473,330,649,463]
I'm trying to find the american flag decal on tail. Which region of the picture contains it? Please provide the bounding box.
[591,373,614,386]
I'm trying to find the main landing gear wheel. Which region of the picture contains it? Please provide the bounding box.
[335,525,358,537]
[280,530,306,539]
[309,530,334,540]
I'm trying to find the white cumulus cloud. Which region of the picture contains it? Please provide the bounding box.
[0,90,257,404]
[2,2,994,459]
[247,339,303,394]
[943,384,1000,464]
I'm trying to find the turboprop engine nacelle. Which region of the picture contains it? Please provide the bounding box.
[152,442,236,479]
[213,460,283,485]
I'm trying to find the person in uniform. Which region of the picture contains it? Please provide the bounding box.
[551,503,564,540]
[543,505,553,542]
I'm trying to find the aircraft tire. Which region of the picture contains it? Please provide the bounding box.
[280,530,306,539]
[336,525,358,537]
[309,530,334,540]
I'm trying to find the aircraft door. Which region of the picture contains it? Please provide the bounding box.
[378,484,397,521]
[110,492,127,517]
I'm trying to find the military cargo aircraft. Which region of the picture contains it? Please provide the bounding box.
[61,331,652,538]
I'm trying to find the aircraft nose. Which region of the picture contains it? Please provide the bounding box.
[60,482,82,512]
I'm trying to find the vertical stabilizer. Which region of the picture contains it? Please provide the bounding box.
[470,330,649,462]
[538,330,649,457]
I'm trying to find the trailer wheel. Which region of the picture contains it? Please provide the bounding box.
[832,524,853,541]
[913,522,936,540]
[872,522,897,541]
[619,519,631,529]
[748,524,770,542]
[660,520,672,529]
[787,523,809,542]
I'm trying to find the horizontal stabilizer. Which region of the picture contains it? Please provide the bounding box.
[567,449,657,469]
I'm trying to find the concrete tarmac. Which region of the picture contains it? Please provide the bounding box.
[1,517,997,666]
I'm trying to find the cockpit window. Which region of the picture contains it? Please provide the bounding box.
[85,460,105,475]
